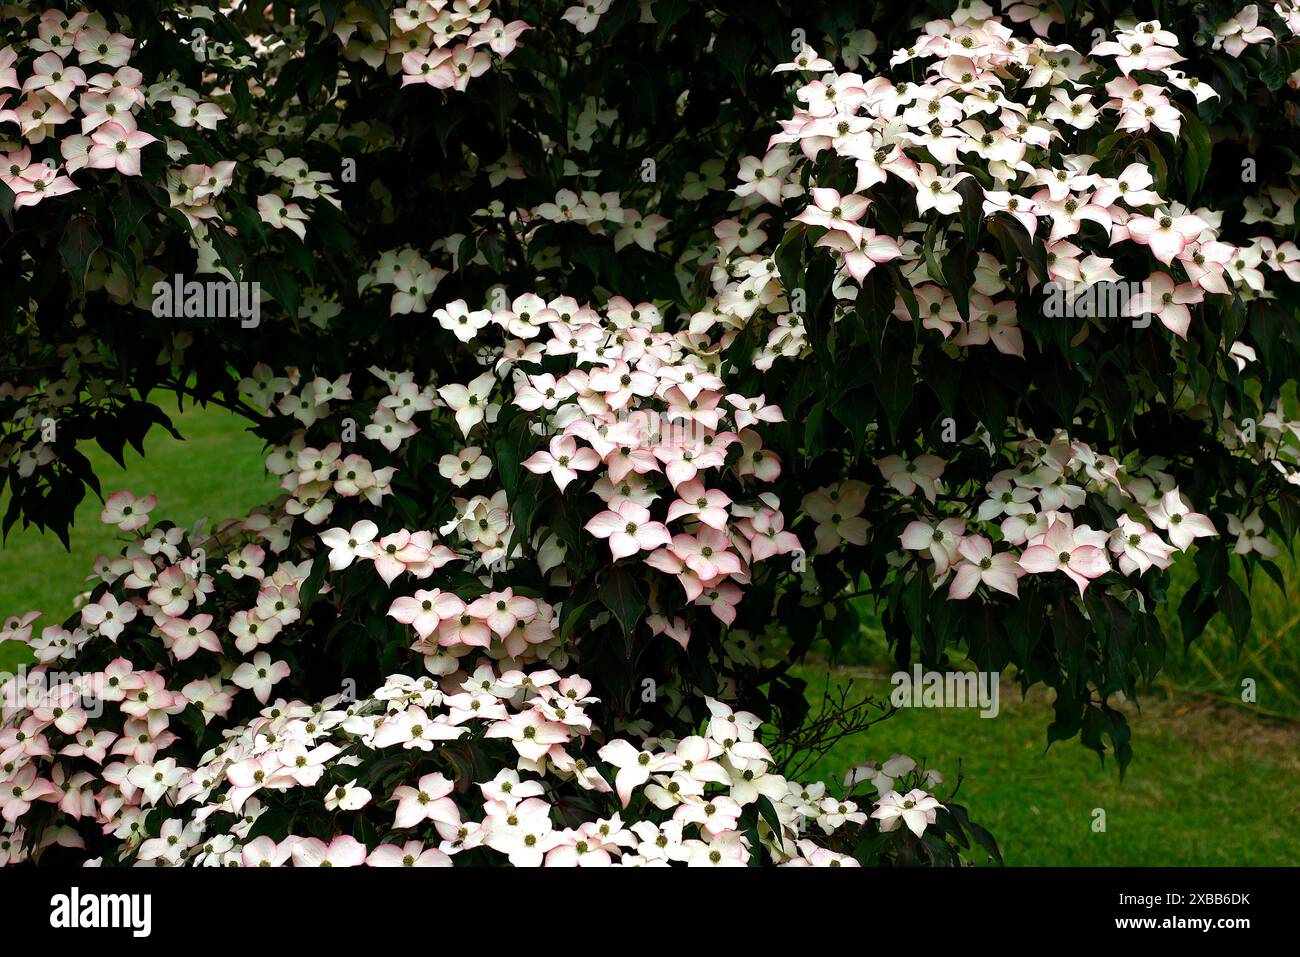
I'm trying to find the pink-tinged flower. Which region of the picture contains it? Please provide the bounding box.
[467,589,538,639]
[159,614,220,661]
[544,820,628,867]
[169,95,225,129]
[291,835,368,867]
[1108,516,1177,575]
[1,717,51,763]
[228,610,281,654]
[220,543,266,581]
[389,267,445,314]
[74,29,134,68]
[401,49,455,88]
[438,446,492,487]
[373,706,467,750]
[323,779,371,812]
[584,500,671,559]
[696,580,743,625]
[100,490,156,531]
[910,162,970,217]
[663,386,723,430]
[899,517,966,576]
[797,187,871,234]
[877,454,945,502]
[472,18,532,56]
[562,0,611,33]
[1092,27,1186,74]
[599,438,660,484]
[1126,272,1203,338]
[392,772,460,829]
[1125,211,1207,265]
[1215,5,1274,57]
[726,393,784,430]
[1178,240,1233,294]
[523,434,600,491]
[614,210,669,252]
[802,481,870,554]
[1091,162,1163,208]
[445,44,493,92]
[435,608,493,648]
[80,592,137,640]
[733,149,789,205]
[257,193,309,240]
[871,788,943,837]
[1145,490,1217,550]
[371,530,431,585]
[598,739,679,807]
[1018,518,1111,594]
[644,547,705,601]
[85,119,156,175]
[321,514,379,561]
[22,53,86,103]
[587,360,656,410]
[1226,511,1279,558]
[1259,238,1300,281]
[983,190,1040,237]
[685,832,749,867]
[484,709,571,761]
[0,45,17,91]
[674,794,744,838]
[242,836,293,867]
[117,671,185,737]
[948,536,1023,599]
[815,227,902,282]
[137,818,199,862]
[669,529,743,581]
[231,652,291,704]
[434,299,492,342]
[368,841,453,867]
[483,797,561,865]
[665,480,732,530]
[0,146,35,191]
[126,757,187,805]
[741,507,803,562]
[76,87,137,134]
[389,589,464,641]
[1105,77,1182,135]
[774,44,834,72]
[438,371,496,436]
[639,615,689,653]
[734,429,781,483]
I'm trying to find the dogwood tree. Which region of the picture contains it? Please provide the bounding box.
[1,0,1299,866]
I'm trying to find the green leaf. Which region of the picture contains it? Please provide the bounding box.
[1177,106,1212,199]
[715,30,755,93]
[1217,576,1251,647]
[257,261,300,319]
[0,179,15,229]
[298,552,330,613]
[756,794,784,836]
[599,565,645,637]
[59,216,102,294]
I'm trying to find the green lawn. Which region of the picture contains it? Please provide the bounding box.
[1,402,1295,865]
[798,667,1299,865]
[0,398,277,673]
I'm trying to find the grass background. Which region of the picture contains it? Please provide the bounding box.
[1,403,1296,864]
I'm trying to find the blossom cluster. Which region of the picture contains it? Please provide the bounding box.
[696,9,1300,361]
[312,0,528,91]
